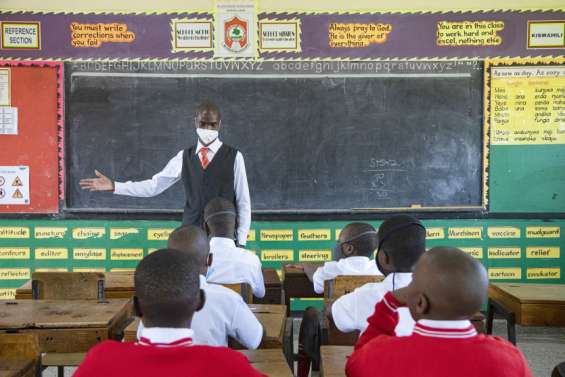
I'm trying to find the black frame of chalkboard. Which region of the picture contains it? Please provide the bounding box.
[61,60,491,215]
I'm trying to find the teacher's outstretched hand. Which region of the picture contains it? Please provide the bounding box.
[79,170,114,192]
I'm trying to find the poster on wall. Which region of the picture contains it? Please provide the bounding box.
[0,166,30,205]
[0,69,10,106]
[215,2,256,58]
[0,107,17,135]
[490,64,565,145]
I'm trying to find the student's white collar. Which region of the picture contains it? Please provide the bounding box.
[138,326,194,345]
[196,138,222,154]
[414,319,477,339]
[417,319,473,329]
[383,272,412,284]
[210,237,236,249]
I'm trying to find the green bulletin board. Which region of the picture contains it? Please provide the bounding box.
[486,58,565,213]
[0,219,563,300]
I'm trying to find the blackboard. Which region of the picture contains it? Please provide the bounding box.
[66,61,484,213]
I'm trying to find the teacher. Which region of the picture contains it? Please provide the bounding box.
[79,101,251,246]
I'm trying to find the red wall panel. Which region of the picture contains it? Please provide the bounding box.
[0,62,62,213]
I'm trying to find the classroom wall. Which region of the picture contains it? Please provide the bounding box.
[0,0,564,299]
[1,0,564,12]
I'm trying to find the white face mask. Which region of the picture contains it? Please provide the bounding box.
[196,128,218,145]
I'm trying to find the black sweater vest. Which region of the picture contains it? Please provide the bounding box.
[181,144,237,226]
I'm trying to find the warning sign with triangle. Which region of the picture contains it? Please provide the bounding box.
[12,176,23,187]
[12,188,23,199]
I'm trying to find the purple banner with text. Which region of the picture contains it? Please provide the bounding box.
[0,11,563,59]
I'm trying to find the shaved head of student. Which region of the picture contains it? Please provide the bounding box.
[168,225,211,276]
[335,222,379,259]
[405,247,488,321]
[375,215,426,276]
[134,249,204,329]
[203,197,236,239]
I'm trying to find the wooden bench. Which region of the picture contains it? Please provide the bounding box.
[0,333,40,377]
[30,272,105,300]
[324,275,384,345]
[16,271,135,300]
[18,271,256,303]
[487,283,565,345]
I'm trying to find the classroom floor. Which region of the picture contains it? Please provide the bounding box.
[44,319,565,377]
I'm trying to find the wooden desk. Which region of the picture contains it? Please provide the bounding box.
[255,268,283,305]
[0,361,35,377]
[0,299,131,353]
[320,345,353,377]
[15,272,135,300]
[282,265,323,314]
[249,304,287,348]
[124,304,287,349]
[123,319,138,342]
[239,349,292,377]
[487,283,565,344]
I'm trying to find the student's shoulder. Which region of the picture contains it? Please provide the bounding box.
[190,346,261,371]
[83,340,132,361]
[477,334,529,359]
[320,260,339,270]
[351,334,403,359]
[235,247,262,262]
[91,339,130,351]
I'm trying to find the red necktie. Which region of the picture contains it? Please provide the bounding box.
[200,147,209,169]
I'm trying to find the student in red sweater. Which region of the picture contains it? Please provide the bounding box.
[346,247,532,377]
[74,249,265,377]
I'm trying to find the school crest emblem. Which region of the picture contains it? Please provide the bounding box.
[223,16,248,51]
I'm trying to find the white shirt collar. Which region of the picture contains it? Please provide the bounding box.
[417,319,473,329]
[383,272,412,285]
[413,318,477,339]
[343,256,370,262]
[138,326,194,345]
[196,138,222,154]
[337,256,379,273]
[210,237,237,249]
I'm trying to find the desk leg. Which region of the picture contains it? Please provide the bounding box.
[486,299,495,335]
[57,366,64,377]
[507,311,517,346]
[489,299,517,346]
